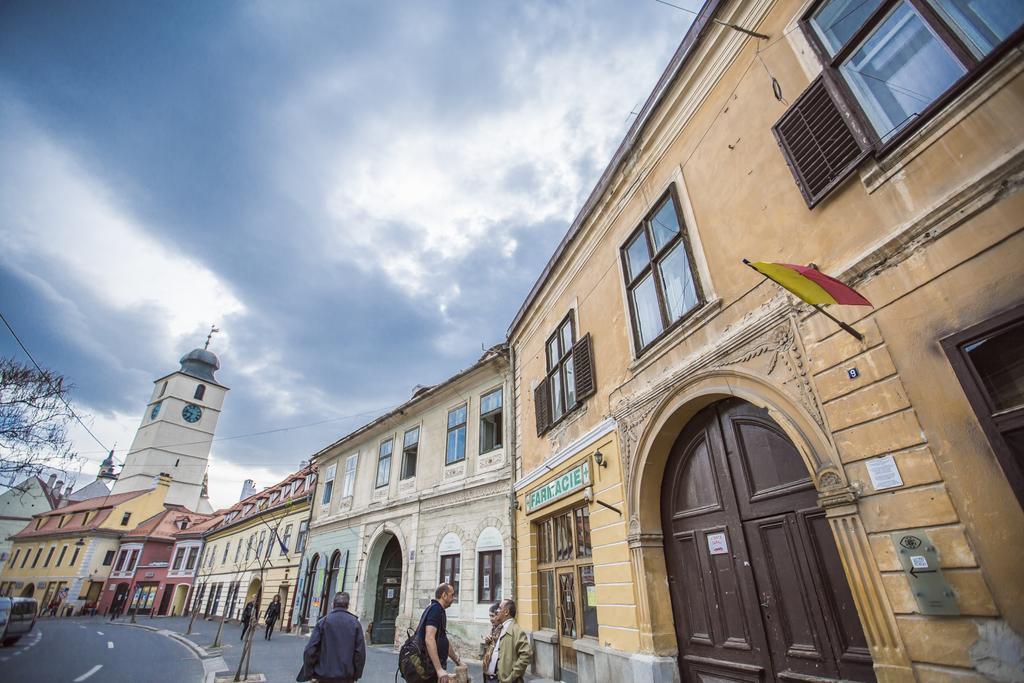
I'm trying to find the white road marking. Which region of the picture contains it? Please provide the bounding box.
[96,631,104,635]
[107,641,114,649]
[74,665,103,682]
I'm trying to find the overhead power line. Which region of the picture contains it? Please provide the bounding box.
[0,310,109,454]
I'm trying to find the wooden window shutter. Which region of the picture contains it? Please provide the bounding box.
[773,77,865,208]
[572,333,596,402]
[534,379,551,436]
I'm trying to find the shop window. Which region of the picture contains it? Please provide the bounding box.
[477,550,502,603]
[534,312,597,435]
[446,405,468,465]
[943,306,1024,507]
[782,0,1024,206]
[479,389,503,453]
[538,570,556,630]
[535,504,599,639]
[439,553,461,603]
[401,428,419,480]
[376,438,394,488]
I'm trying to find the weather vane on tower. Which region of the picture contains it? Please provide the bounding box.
[204,325,220,350]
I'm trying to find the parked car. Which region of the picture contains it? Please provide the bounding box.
[0,597,38,646]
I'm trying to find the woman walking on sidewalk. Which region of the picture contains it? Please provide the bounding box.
[264,595,281,640]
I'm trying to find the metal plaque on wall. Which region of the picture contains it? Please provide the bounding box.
[890,530,960,616]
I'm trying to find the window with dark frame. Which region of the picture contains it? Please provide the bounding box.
[194,384,206,400]
[69,547,79,566]
[534,312,597,436]
[376,437,394,488]
[43,546,55,567]
[401,427,420,480]
[479,389,503,453]
[534,505,597,638]
[620,189,704,353]
[446,405,468,465]
[781,0,1024,205]
[120,512,131,526]
[942,306,1024,508]
[102,550,115,566]
[477,550,502,603]
[439,553,461,603]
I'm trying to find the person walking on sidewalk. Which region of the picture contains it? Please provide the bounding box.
[300,592,365,683]
[264,595,281,640]
[483,599,531,683]
[422,583,463,683]
[240,599,255,641]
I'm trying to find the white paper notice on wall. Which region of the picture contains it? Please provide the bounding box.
[866,454,903,491]
[707,532,729,555]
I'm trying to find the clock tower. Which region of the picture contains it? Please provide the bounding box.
[111,346,228,513]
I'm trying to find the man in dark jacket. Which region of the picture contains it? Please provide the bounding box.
[264,595,282,640]
[241,600,255,641]
[302,592,365,683]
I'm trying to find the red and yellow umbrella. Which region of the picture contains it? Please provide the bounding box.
[743,259,871,339]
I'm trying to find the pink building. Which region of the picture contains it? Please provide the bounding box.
[97,506,220,617]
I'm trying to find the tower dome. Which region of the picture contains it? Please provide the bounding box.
[179,348,221,383]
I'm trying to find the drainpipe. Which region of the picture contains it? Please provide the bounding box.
[508,347,518,605]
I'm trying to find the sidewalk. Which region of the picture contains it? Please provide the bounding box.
[118,614,514,683]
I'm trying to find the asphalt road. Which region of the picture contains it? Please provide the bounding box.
[0,616,204,683]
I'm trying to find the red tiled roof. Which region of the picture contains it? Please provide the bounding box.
[38,490,147,516]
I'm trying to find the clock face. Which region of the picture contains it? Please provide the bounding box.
[150,402,161,420]
[182,404,203,423]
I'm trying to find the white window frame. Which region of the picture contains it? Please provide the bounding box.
[342,454,358,498]
[322,463,337,506]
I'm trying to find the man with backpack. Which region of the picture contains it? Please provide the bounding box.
[301,591,365,683]
[421,583,462,682]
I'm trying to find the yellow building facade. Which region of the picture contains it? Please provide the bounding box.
[0,474,173,615]
[510,1,1024,682]
[190,465,313,631]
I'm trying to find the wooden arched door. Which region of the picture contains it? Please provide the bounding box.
[661,398,874,682]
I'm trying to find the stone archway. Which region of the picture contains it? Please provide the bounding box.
[20,583,34,598]
[620,368,913,681]
[359,521,409,624]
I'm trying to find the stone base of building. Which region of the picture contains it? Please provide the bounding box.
[531,631,680,683]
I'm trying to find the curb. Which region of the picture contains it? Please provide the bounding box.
[110,621,230,683]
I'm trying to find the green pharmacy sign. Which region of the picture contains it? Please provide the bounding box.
[526,460,591,513]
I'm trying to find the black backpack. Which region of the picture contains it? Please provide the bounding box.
[397,608,434,683]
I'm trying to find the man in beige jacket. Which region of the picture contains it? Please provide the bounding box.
[483,599,531,683]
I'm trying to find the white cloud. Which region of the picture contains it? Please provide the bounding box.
[274,8,680,301]
[205,457,294,510]
[0,112,246,358]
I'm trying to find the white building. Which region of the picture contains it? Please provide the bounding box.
[301,345,512,655]
[111,346,228,513]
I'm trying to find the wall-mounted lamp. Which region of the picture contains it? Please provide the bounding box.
[511,497,521,511]
[594,450,607,468]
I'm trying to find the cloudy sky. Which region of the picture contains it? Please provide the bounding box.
[0,0,695,509]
